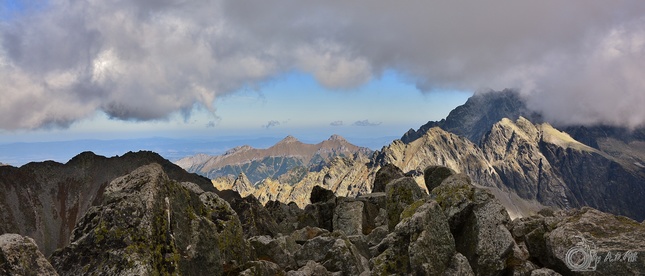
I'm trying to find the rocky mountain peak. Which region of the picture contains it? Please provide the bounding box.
[224,145,253,155]
[0,150,215,257]
[488,117,541,144]
[177,135,372,185]
[402,89,541,144]
[327,134,346,142]
[66,150,103,165]
[233,172,255,197]
[277,135,300,144]
[49,162,252,275]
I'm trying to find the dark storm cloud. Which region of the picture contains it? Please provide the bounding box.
[1,0,644,129]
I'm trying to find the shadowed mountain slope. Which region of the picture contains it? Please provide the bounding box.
[0,151,214,256]
[401,89,542,144]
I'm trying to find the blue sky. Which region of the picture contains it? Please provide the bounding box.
[0,0,23,18]
[0,70,471,143]
[1,0,644,148]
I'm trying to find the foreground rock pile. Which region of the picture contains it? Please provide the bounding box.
[2,163,644,275]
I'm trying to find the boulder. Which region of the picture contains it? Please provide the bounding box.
[371,200,456,275]
[294,233,369,275]
[289,226,329,245]
[372,164,405,193]
[509,261,539,276]
[356,192,388,234]
[0,233,58,276]
[49,164,253,275]
[347,234,371,259]
[300,201,336,232]
[423,165,456,192]
[430,173,476,232]
[366,225,389,248]
[405,201,456,274]
[384,177,427,231]
[229,195,280,238]
[505,242,539,276]
[248,235,299,270]
[443,253,475,276]
[530,268,562,276]
[310,186,336,204]
[265,201,304,235]
[333,199,364,236]
[238,260,285,276]
[521,207,645,275]
[432,173,516,276]
[286,260,331,276]
[357,192,387,210]
[370,246,409,275]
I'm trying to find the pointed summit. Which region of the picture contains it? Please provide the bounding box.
[328,134,346,142]
[233,172,254,197]
[277,135,299,144]
[177,134,373,184]
[224,145,253,155]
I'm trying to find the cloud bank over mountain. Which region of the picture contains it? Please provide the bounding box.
[1,0,644,129]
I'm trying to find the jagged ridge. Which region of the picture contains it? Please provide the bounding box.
[176,134,373,184]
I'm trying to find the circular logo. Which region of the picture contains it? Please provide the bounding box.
[566,246,593,270]
[565,236,598,271]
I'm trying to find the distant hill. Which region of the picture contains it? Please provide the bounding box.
[176,134,373,184]
[0,136,284,166]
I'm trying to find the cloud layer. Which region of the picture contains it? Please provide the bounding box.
[353,120,381,127]
[262,120,281,129]
[1,0,644,129]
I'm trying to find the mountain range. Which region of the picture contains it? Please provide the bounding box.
[396,90,645,220]
[1,150,643,275]
[183,89,645,222]
[176,134,373,184]
[1,89,644,275]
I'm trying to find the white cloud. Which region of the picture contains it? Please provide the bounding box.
[1,0,644,130]
[262,120,281,129]
[353,120,381,127]
[330,120,343,126]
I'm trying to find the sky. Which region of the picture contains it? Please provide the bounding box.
[1,1,645,146]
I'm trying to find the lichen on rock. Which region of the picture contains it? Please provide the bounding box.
[0,233,58,276]
[50,163,252,275]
